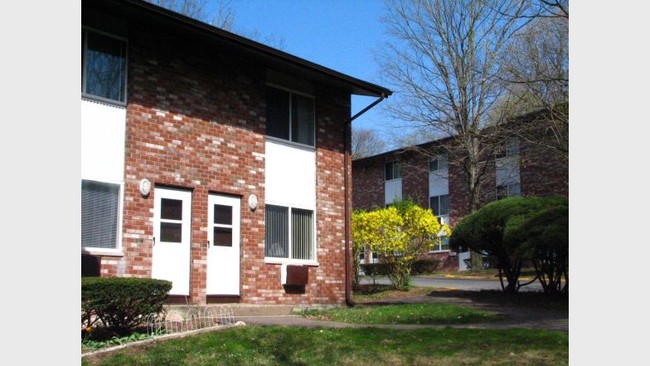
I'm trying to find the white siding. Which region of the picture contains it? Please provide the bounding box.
[265,140,316,209]
[384,178,402,205]
[81,99,126,182]
[429,168,449,197]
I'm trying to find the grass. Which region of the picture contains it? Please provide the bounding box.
[302,302,501,325]
[82,325,568,366]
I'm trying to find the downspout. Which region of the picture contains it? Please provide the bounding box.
[344,93,387,307]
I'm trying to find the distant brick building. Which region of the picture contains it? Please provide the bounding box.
[352,119,567,271]
[81,0,391,306]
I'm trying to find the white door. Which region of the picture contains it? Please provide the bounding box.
[152,188,192,295]
[206,194,241,295]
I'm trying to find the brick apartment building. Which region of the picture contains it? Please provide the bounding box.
[81,0,391,306]
[352,118,568,271]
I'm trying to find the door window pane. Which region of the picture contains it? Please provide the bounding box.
[213,204,232,225]
[160,222,182,243]
[161,199,183,220]
[214,227,233,247]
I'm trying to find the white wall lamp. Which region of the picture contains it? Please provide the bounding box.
[248,194,258,211]
[139,178,151,197]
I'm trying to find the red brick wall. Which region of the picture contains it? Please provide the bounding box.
[352,157,385,211]
[401,151,429,208]
[93,22,350,305]
[520,142,568,198]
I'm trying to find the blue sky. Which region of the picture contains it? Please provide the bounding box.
[222,0,401,146]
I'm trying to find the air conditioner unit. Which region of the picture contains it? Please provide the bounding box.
[281,264,308,285]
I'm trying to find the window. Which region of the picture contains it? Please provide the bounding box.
[212,204,233,247]
[429,194,450,217]
[496,183,521,200]
[429,153,448,171]
[496,138,520,158]
[433,238,450,252]
[266,86,315,146]
[265,205,314,260]
[385,161,402,181]
[82,29,127,103]
[81,180,120,250]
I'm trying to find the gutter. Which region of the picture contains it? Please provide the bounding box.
[344,94,387,307]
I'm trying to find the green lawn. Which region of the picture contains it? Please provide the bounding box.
[301,302,502,325]
[82,325,568,366]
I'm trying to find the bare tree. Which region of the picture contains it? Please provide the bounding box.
[495,2,568,160]
[146,0,286,49]
[352,127,388,160]
[379,0,530,214]
[147,0,235,31]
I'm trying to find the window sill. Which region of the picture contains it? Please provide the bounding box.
[82,94,127,108]
[428,250,451,254]
[266,136,315,151]
[82,248,124,257]
[264,257,319,267]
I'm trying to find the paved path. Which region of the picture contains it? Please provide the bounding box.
[359,275,544,292]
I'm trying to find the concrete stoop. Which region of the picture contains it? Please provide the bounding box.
[164,303,295,318]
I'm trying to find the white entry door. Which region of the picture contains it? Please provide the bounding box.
[206,194,241,295]
[152,188,192,295]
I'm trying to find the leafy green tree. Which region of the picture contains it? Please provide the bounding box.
[450,196,566,293]
[352,199,449,290]
[511,201,568,294]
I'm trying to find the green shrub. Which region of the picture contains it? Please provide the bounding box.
[450,196,567,294]
[412,258,442,275]
[82,277,172,336]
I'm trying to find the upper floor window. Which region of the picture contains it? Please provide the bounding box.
[496,138,520,158]
[266,86,315,147]
[385,161,402,181]
[496,183,521,200]
[82,29,127,104]
[430,194,450,217]
[429,153,448,172]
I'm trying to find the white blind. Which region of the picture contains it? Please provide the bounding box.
[265,205,288,258]
[81,180,119,249]
[292,208,313,260]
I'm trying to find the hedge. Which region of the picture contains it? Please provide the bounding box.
[82,277,172,336]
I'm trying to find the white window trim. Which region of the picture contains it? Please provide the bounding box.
[265,84,316,148]
[82,27,129,107]
[264,202,318,265]
[81,178,124,256]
